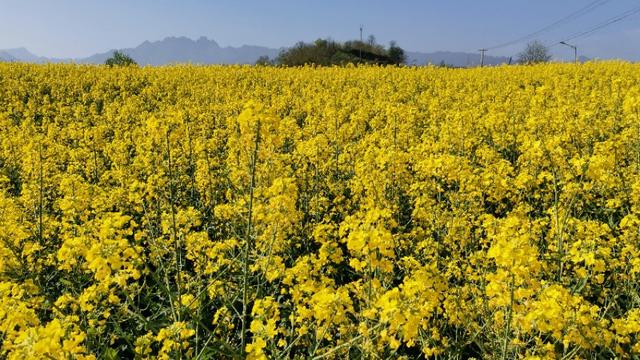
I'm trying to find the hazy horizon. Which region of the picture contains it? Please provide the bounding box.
[2,0,640,61]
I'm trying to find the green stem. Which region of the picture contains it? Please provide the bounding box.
[241,120,261,355]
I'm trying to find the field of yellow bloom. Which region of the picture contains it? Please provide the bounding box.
[0,62,639,359]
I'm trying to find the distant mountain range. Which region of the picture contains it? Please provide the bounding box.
[0,36,514,66]
[1,48,55,62]
[405,51,510,67]
[81,36,283,65]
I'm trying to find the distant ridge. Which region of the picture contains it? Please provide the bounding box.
[0,50,19,62]
[406,51,510,67]
[80,36,282,65]
[2,47,49,62]
[1,36,542,66]
[0,47,70,63]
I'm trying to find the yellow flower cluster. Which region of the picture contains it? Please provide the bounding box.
[0,62,639,358]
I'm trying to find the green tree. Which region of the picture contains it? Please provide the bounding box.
[255,56,273,66]
[105,51,137,67]
[388,41,406,65]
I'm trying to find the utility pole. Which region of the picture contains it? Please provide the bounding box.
[478,49,487,67]
[560,41,578,63]
[359,25,363,62]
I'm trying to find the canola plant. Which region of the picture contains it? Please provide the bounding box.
[0,63,639,359]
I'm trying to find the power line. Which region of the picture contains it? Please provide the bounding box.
[550,4,640,46]
[486,0,611,50]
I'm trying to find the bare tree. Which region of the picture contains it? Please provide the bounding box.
[518,41,551,64]
[367,34,376,46]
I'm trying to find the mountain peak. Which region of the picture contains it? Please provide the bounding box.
[154,36,220,48]
[7,46,29,52]
[3,47,40,62]
[163,35,190,41]
[197,36,215,44]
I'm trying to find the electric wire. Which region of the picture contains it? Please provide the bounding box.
[549,4,640,46]
[486,0,612,50]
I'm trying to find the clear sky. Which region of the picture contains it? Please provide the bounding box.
[1,0,640,60]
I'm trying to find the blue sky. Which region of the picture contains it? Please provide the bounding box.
[1,0,640,60]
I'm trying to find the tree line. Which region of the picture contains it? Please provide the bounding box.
[103,39,555,68]
[258,39,554,67]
